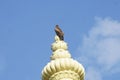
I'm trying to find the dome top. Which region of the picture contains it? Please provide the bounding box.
[41,25,85,80]
[51,36,68,51]
[51,35,71,60]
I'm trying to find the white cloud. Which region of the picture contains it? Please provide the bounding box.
[85,67,102,80]
[77,17,120,80]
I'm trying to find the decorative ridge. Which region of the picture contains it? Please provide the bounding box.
[42,58,85,80]
[51,35,71,60]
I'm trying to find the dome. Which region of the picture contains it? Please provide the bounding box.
[41,35,85,80]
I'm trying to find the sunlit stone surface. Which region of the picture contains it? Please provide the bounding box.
[41,35,85,80]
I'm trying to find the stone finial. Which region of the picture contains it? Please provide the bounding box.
[41,26,85,80]
[51,35,71,60]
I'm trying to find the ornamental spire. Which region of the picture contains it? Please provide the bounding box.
[41,25,85,80]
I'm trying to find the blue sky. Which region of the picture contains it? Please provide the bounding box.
[0,0,120,80]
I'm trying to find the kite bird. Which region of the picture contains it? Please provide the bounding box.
[55,25,64,40]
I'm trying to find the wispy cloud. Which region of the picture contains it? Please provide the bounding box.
[85,67,102,80]
[76,17,120,80]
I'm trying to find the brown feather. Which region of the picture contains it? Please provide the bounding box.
[55,25,64,40]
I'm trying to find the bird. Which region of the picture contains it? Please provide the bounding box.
[54,25,64,40]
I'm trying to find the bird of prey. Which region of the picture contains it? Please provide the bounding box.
[55,25,64,40]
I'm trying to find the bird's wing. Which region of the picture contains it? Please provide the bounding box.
[55,25,64,40]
